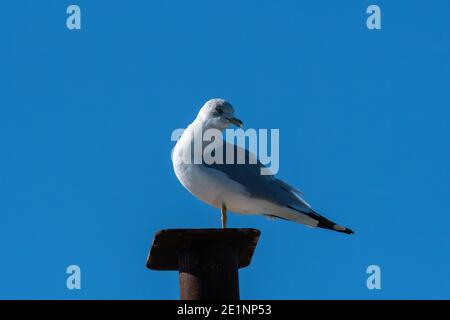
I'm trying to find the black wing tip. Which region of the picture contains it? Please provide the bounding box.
[332,224,354,235]
[342,227,355,235]
[316,219,355,235]
[284,206,355,235]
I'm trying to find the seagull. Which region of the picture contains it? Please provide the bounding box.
[172,98,354,234]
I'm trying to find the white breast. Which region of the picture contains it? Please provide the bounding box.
[172,123,247,209]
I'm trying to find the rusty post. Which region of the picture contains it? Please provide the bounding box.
[147,228,260,300]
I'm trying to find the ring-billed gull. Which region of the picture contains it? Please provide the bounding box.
[172,98,354,234]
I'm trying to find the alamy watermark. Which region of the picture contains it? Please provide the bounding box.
[171,127,280,175]
[66,264,81,290]
[366,264,381,290]
[366,5,381,30]
[66,5,81,30]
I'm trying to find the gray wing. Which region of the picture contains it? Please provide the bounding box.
[204,142,355,234]
[203,142,314,214]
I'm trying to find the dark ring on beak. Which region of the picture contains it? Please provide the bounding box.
[226,117,244,128]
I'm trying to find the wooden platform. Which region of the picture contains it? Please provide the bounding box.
[147,228,261,271]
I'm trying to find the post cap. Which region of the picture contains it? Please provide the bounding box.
[147,228,261,271]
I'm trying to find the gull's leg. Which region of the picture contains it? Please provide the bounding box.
[221,204,227,229]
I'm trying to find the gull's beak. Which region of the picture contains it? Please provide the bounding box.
[227,117,244,128]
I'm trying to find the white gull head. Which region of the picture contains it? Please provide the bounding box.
[194,98,243,131]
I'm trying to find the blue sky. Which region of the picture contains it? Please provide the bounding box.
[1,0,450,299]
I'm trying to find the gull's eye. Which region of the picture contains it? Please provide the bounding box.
[215,108,224,115]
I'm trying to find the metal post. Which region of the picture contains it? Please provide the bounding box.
[147,228,260,300]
